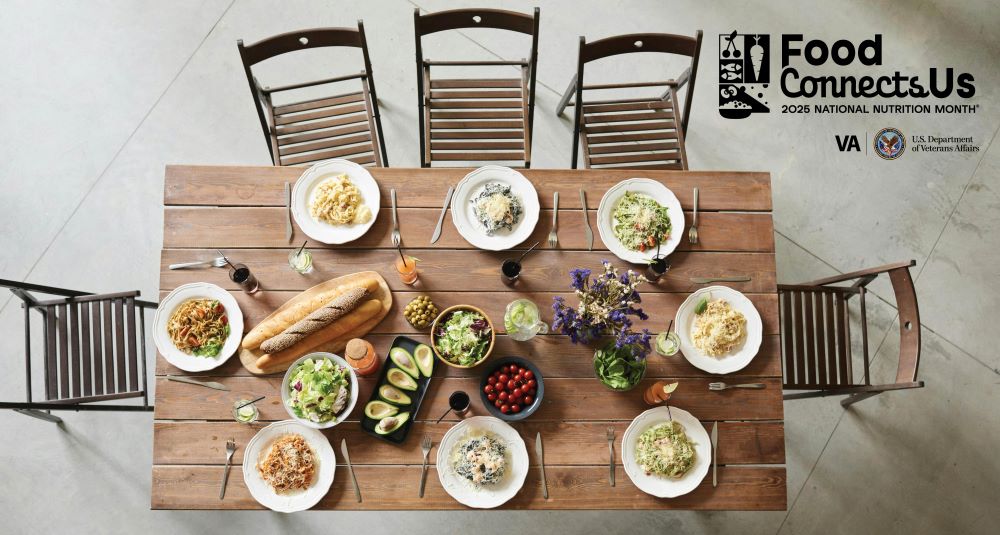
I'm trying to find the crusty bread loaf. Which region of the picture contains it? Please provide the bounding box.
[254,299,382,371]
[259,287,367,353]
[241,274,379,350]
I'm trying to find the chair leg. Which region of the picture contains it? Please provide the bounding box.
[14,408,63,424]
[841,391,881,408]
[555,74,577,116]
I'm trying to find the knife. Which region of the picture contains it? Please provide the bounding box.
[711,421,719,488]
[284,182,292,243]
[535,432,549,499]
[579,189,593,251]
[341,439,362,502]
[430,186,454,244]
[166,375,229,391]
[690,276,752,284]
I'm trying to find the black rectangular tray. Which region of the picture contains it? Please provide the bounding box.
[359,335,432,444]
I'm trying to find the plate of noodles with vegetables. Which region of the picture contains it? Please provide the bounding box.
[153,282,244,372]
[674,285,762,374]
[243,420,336,512]
[291,159,380,244]
[622,406,711,498]
[597,178,684,264]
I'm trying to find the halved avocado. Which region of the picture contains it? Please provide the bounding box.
[387,367,418,391]
[390,347,420,378]
[364,400,398,420]
[414,344,434,378]
[378,384,412,406]
[375,412,410,435]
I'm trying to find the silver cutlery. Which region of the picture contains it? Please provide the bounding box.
[430,186,453,244]
[168,257,227,270]
[711,422,718,488]
[219,437,236,499]
[341,439,362,502]
[548,192,559,247]
[606,427,615,487]
[166,375,229,391]
[709,382,766,391]
[284,181,292,243]
[419,435,432,498]
[390,189,401,247]
[690,276,751,284]
[579,189,593,251]
[688,187,699,244]
[536,432,549,499]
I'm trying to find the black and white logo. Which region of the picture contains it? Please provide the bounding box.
[719,31,770,119]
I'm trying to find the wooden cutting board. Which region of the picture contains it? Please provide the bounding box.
[238,271,392,375]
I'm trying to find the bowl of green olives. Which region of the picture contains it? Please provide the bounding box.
[403,295,439,329]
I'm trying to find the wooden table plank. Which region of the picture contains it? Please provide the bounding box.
[164,165,773,211]
[163,207,775,252]
[154,420,785,466]
[156,333,783,378]
[152,376,784,422]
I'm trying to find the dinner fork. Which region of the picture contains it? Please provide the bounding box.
[548,192,559,248]
[606,427,616,487]
[390,188,401,247]
[688,187,699,244]
[168,257,227,270]
[419,435,432,498]
[709,382,766,391]
[219,438,236,500]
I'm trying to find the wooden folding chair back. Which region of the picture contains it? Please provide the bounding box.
[237,23,388,167]
[557,31,702,170]
[779,260,924,407]
[414,7,540,167]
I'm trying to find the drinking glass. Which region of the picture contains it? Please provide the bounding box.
[500,259,521,286]
[504,299,549,341]
[229,263,259,294]
[395,255,419,285]
[287,248,314,274]
[232,400,259,424]
[645,256,671,283]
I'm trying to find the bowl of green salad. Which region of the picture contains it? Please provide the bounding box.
[430,305,495,368]
[281,352,359,429]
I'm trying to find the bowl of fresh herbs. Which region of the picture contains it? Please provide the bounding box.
[593,342,648,391]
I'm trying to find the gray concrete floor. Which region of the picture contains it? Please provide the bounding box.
[1,0,998,533]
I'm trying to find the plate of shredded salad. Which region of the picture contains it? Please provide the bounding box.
[280,353,359,429]
[597,178,684,264]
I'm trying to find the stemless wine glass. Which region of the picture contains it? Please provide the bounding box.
[229,263,260,294]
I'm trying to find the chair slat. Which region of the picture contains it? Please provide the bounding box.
[802,291,817,385]
[103,298,114,393]
[587,131,679,144]
[429,100,521,109]
[275,113,369,136]
[278,133,372,157]
[115,298,126,392]
[588,152,682,166]
[272,91,364,115]
[346,154,377,166]
[585,121,676,134]
[431,110,523,120]
[273,103,367,126]
[280,144,375,166]
[80,299,92,396]
[430,90,522,99]
[835,293,851,384]
[430,152,525,161]
[431,141,524,151]
[44,305,57,399]
[822,292,838,385]
[791,291,806,386]
[92,301,105,395]
[588,162,683,170]
[583,101,673,113]
[586,141,679,155]
[781,291,794,387]
[430,78,521,88]
[127,297,138,392]
[69,302,81,398]
[584,111,673,124]
[358,77,383,167]
[277,123,371,147]
[816,293,830,385]
[431,120,523,130]
[431,130,524,139]
[58,303,69,399]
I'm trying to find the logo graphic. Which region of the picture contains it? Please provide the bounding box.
[873,127,905,160]
[719,31,770,119]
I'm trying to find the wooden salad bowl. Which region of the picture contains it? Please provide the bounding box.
[429,304,496,369]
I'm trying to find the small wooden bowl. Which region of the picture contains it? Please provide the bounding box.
[430,304,496,369]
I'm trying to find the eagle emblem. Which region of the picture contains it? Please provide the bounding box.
[874,128,905,160]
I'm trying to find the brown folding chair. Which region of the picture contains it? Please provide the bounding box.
[780,260,924,407]
[556,31,703,170]
[0,280,157,423]
[237,22,388,167]
[414,7,540,168]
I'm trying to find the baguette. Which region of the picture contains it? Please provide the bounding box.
[260,287,367,353]
[241,274,379,350]
[255,299,382,371]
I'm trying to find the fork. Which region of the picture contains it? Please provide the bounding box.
[219,438,236,500]
[168,257,227,270]
[419,435,432,498]
[606,427,615,487]
[688,187,699,244]
[709,382,766,391]
[548,192,559,248]
[390,188,401,247]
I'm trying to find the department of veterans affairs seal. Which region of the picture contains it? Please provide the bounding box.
[874,127,905,160]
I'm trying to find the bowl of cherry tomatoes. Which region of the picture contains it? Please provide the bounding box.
[479,357,543,421]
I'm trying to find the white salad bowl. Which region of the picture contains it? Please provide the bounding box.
[280,352,359,429]
[597,177,684,264]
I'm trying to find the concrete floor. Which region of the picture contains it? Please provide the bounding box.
[1,0,998,533]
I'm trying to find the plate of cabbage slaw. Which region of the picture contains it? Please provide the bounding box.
[597,178,684,264]
[436,416,528,508]
[675,286,763,374]
[291,159,380,244]
[622,406,711,498]
[153,282,244,372]
[280,353,359,429]
[451,166,539,251]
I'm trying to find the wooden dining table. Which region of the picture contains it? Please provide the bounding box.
[152,165,786,510]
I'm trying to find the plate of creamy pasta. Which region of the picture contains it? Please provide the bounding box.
[674,286,762,374]
[292,159,380,244]
[153,282,243,372]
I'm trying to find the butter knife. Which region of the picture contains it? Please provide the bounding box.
[430,186,454,244]
[711,421,719,488]
[341,439,362,502]
[166,375,229,391]
[579,189,593,251]
[535,432,548,499]
[284,181,292,243]
[690,276,752,284]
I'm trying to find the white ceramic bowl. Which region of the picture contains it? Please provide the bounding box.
[280,352,359,429]
[153,282,243,372]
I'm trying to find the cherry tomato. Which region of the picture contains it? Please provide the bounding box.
[504,380,514,390]
[495,381,505,391]
[500,404,510,414]
[495,399,503,408]
[510,404,520,413]
[498,391,508,402]
[511,387,522,399]
[487,393,497,402]
[523,395,533,405]
[484,385,494,394]
[498,373,509,384]
[487,376,497,385]
[527,379,537,389]
[514,373,523,383]
[508,364,518,373]
[524,370,534,380]
[527,388,536,396]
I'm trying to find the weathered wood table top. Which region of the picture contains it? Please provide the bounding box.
[153,165,785,510]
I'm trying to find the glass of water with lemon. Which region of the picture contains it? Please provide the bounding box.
[504,299,549,341]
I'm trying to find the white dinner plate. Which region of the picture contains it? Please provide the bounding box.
[243,420,336,513]
[451,165,539,251]
[291,159,380,244]
[280,353,359,430]
[622,406,711,498]
[153,282,243,372]
[436,416,529,508]
[597,178,684,264]
[675,286,763,374]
